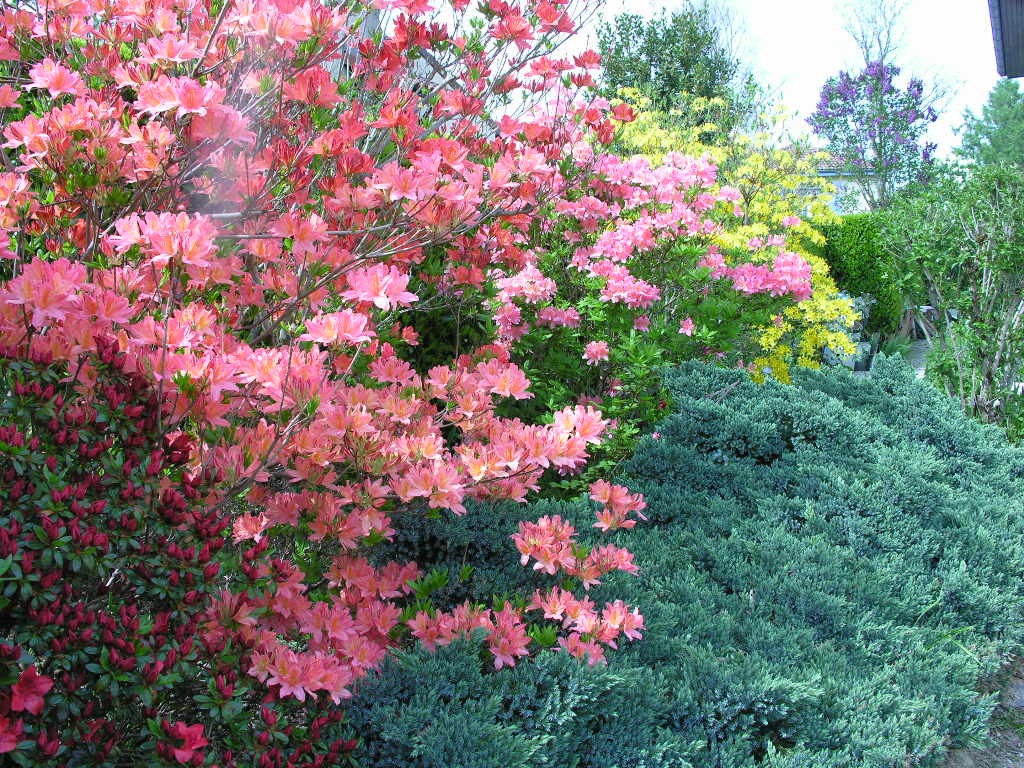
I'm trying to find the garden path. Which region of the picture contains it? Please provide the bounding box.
[946,665,1024,768]
[907,339,930,379]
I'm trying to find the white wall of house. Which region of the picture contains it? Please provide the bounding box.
[817,170,873,213]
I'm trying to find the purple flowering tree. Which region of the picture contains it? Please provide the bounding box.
[809,61,938,210]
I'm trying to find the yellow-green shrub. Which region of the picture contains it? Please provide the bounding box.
[615,97,858,382]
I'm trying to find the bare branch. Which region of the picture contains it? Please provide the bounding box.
[840,0,908,67]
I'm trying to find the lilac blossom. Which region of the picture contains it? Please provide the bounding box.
[808,61,937,210]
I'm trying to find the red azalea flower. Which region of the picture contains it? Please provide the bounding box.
[10,667,53,716]
[0,716,23,753]
[169,721,208,764]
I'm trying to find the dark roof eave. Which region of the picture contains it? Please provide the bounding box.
[991,0,1007,76]
[989,0,1024,77]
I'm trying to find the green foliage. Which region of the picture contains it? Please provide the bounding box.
[821,214,903,335]
[401,247,497,372]
[403,288,495,372]
[877,162,1024,432]
[353,358,1024,767]
[597,5,756,138]
[958,78,1024,167]
[347,638,692,768]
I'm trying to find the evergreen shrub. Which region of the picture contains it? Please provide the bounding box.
[351,357,1024,767]
[822,215,903,335]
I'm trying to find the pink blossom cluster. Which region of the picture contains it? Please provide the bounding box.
[531,589,644,665]
[589,261,661,308]
[699,248,813,301]
[535,306,582,328]
[409,590,644,670]
[582,341,610,365]
[408,604,532,670]
[512,513,638,588]
[590,480,648,531]
[204,549,423,704]
[406,479,648,671]
[496,264,558,304]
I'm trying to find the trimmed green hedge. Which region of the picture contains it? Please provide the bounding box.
[350,358,1024,767]
[822,214,904,335]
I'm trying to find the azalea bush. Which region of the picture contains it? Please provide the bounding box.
[488,100,860,498]
[0,0,726,724]
[0,343,359,766]
[0,0,689,678]
[607,97,857,380]
[0,0,837,752]
[503,151,819,496]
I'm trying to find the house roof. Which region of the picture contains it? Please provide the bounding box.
[816,155,846,174]
[815,155,876,178]
[989,0,1024,77]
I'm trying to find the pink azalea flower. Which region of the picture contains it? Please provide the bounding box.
[0,84,19,108]
[678,317,695,336]
[342,264,418,311]
[26,58,85,98]
[298,310,374,345]
[582,340,609,365]
[486,605,531,669]
[167,722,208,764]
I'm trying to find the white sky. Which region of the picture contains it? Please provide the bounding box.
[576,0,1003,156]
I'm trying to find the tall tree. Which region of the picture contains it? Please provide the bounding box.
[840,0,908,68]
[958,78,1024,167]
[597,4,757,137]
[808,61,938,210]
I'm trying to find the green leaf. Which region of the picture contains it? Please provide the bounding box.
[527,624,558,648]
[408,568,449,599]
